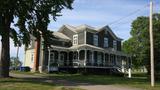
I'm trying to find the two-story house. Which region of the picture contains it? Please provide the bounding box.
[24,24,131,75]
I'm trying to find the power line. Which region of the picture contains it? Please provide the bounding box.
[108,3,149,26]
[108,2,160,27]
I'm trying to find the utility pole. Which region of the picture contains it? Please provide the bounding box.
[149,0,154,87]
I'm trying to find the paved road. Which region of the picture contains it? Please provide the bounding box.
[10,73,142,90]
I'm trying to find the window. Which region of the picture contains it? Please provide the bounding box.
[113,40,117,50]
[93,35,98,46]
[73,34,78,45]
[104,37,108,48]
[31,53,34,63]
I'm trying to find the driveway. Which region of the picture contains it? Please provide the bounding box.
[10,73,142,90]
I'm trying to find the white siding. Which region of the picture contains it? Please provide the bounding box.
[24,49,35,69]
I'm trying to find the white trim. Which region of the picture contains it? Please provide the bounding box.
[84,30,86,44]
[128,68,131,78]
[58,25,77,33]
[84,50,87,66]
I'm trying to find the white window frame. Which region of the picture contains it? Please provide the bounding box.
[73,34,78,45]
[93,35,98,46]
[104,37,108,48]
[113,40,117,50]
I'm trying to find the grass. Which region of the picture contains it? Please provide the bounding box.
[45,73,160,90]
[10,71,160,90]
[0,74,83,90]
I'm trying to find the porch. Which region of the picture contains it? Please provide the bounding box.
[47,44,131,73]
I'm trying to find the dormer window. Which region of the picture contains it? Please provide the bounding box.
[113,40,117,50]
[104,37,108,48]
[93,35,98,46]
[73,34,78,45]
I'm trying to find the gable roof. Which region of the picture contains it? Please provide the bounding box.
[98,25,123,41]
[58,24,77,33]
[52,32,71,41]
[58,24,123,41]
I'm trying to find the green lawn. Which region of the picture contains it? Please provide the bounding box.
[0,77,82,90]
[9,71,160,90]
[45,73,160,90]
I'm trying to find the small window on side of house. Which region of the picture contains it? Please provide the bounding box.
[31,53,34,63]
[73,34,78,45]
[113,40,117,50]
[104,37,108,48]
[93,35,98,46]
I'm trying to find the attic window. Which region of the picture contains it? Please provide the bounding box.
[73,34,78,45]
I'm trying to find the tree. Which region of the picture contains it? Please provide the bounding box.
[0,0,73,77]
[10,57,22,70]
[123,13,160,77]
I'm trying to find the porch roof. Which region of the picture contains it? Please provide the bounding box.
[49,44,129,57]
[50,45,69,51]
[69,44,106,52]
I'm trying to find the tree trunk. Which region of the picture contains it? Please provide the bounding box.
[0,28,10,78]
[0,17,11,78]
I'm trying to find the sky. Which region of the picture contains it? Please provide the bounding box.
[0,0,160,64]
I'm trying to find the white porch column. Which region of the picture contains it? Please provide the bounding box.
[121,57,125,73]
[103,53,105,66]
[84,30,87,44]
[92,51,94,66]
[128,68,131,78]
[128,57,132,78]
[84,50,87,66]
[48,49,51,72]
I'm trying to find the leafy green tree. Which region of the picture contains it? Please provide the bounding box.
[0,0,73,77]
[123,13,160,77]
[10,57,22,70]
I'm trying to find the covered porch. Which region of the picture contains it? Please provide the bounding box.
[47,44,131,76]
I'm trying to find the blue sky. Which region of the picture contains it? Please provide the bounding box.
[0,0,160,63]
